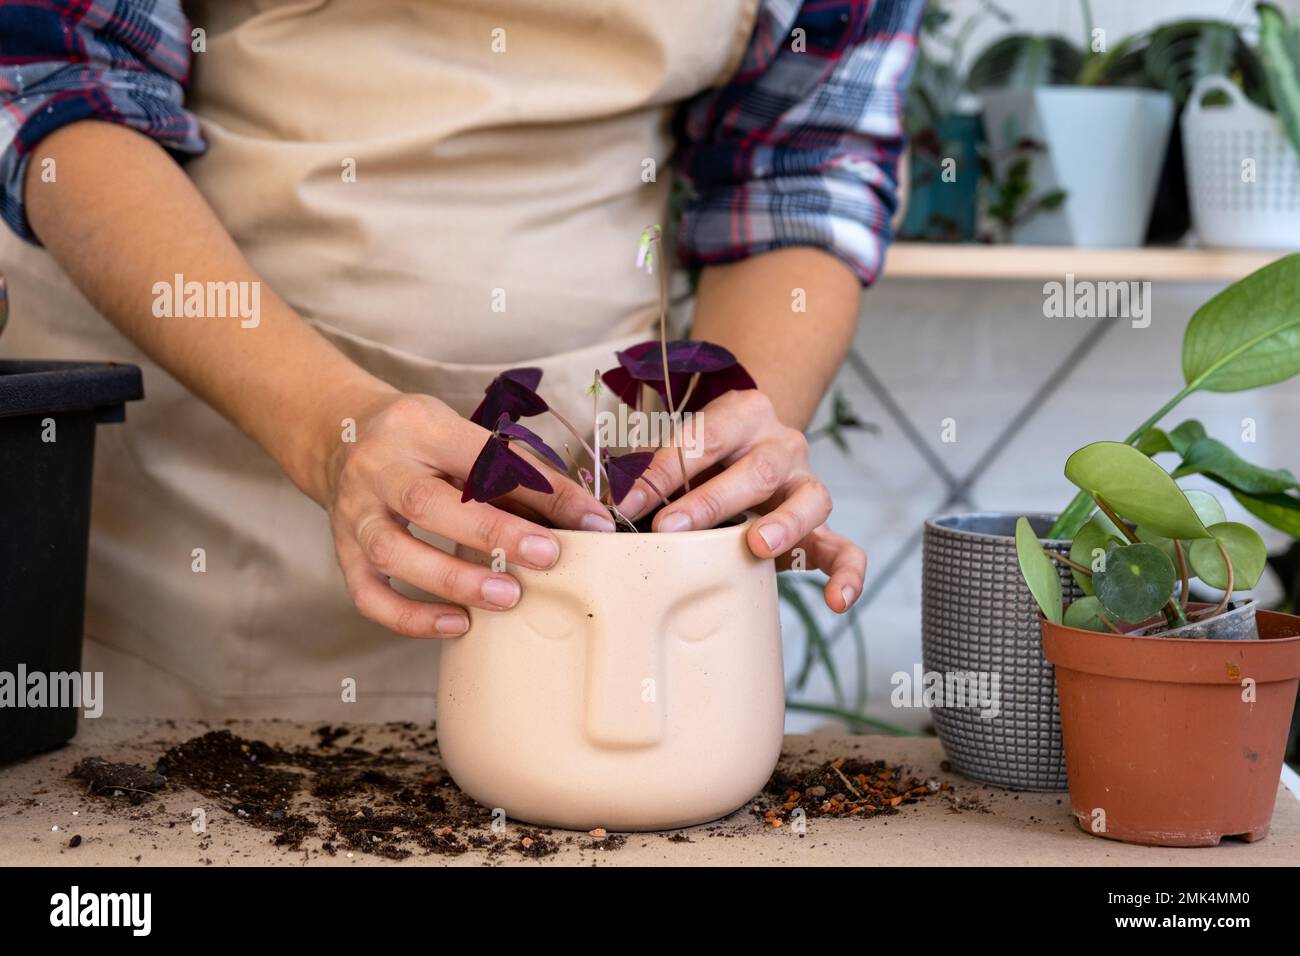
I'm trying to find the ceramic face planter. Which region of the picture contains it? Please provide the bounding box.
[436,519,784,831]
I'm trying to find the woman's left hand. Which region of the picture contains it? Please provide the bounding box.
[618,388,866,613]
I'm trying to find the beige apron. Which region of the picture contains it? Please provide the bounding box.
[0,0,759,719]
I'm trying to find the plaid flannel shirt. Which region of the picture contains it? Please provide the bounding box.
[1,0,921,284]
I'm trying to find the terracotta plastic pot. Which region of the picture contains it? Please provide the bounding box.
[436,519,783,831]
[1042,606,1300,847]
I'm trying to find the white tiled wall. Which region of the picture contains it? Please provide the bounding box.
[785,276,1300,732]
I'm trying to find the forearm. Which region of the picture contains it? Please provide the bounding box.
[24,120,393,503]
[691,247,860,431]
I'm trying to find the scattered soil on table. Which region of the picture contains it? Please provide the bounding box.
[70,758,167,804]
[68,727,955,860]
[752,756,943,827]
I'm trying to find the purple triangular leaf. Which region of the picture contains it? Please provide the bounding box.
[682,361,757,412]
[603,451,654,505]
[497,417,567,473]
[469,367,548,427]
[618,340,738,381]
[462,436,553,503]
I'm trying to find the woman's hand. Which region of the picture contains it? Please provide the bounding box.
[619,389,866,613]
[319,390,616,638]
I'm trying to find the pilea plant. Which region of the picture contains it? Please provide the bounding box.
[460,226,755,529]
[1016,440,1268,636]
[1048,252,1300,542]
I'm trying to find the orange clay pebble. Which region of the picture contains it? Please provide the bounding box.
[589,828,608,838]
[520,837,533,848]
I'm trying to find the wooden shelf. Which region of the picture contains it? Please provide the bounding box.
[884,243,1287,282]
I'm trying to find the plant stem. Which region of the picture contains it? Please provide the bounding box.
[591,371,602,502]
[648,227,691,494]
[1209,539,1235,617]
[784,700,917,736]
[1043,550,1092,576]
[1162,598,1188,629]
[1174,539,1189,609]
[547,407,615,504]
[637,473,670,508]
[679,371,701,412]
[1094,496,1138,544]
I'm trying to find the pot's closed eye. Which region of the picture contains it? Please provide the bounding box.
[519,587,590,641]
[664,587,727,644]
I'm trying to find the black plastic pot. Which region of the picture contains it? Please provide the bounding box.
[0,360,143,763]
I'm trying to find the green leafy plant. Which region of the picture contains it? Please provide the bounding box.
[1019,251,1300,634]
[979,137,1067,242]
[1258,2,1300,158]
[1016,442,1268,635]
[1144,18,1267,109]
[1048,253,1300,541]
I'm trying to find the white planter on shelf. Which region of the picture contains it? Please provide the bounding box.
[1182,75,1300,249]
[981,86,1174,247]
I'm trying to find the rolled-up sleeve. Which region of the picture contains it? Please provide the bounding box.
[674,0,923,285]
[0,0,205,241]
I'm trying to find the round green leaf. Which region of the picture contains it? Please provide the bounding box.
[1188,521,1268,590]
[1137,491,1225,566]
[1068,516,1118,596]
[1064,442,1212,540]
[1063,596,1115,633]
[1184,488,1228,526]
[1015,516,1062,624]
[1135,526,1177,567]
[1094,542,1177,623]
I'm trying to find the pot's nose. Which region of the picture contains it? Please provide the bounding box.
[583,627,665,749]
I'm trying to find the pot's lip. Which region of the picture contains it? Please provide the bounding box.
[926,511,1072,545]
[983,85,1173,101]
[550,514,753,543]
[1042,599,1297,645]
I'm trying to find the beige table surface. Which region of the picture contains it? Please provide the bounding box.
[1,719,1297,867]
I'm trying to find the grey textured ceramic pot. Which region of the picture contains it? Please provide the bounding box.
[921,513,1082,791]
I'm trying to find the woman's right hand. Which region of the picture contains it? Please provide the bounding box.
[317,389,616,639]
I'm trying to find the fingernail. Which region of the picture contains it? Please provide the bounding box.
[841,586,855,611]
[520,534,559,567]
[757,523,786,552]
[621,488,647,516]
[658,512,692,533]
[580,513,617,533]
[482,576,520,608]
[436,614,469,635]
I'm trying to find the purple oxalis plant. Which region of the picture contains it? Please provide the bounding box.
[461,225,756,530]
